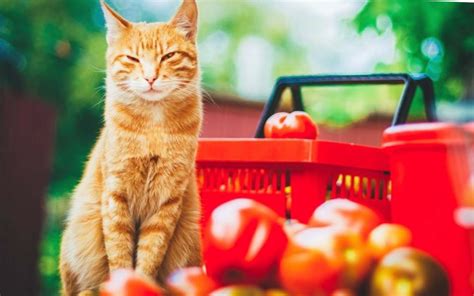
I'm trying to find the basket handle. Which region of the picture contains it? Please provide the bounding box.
[255,73,437,138]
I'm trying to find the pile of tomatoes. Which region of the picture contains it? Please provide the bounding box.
[101,198,449,296]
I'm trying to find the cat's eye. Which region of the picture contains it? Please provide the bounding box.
[126,55,140,63]
[162,52,176,61]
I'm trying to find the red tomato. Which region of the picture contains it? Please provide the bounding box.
[370,247,450,296]
[280,226,373,294]
[100,269,162,296]
[279,227,342,295]
[264,111,318,139]
[308,198,382,238]
[165,267,219,296]
[310,227,373,290]
[203,198,288,286]
[368,223,412,260]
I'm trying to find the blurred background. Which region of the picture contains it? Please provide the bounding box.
[0,0,472,294]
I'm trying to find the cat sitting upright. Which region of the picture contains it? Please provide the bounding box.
[59,0,203,294]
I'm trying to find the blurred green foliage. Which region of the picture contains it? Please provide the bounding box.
[0,0,472,295]
[1,0,106,196]
[354,1,474,101]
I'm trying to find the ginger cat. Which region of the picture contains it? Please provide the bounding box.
[59,0,202,294]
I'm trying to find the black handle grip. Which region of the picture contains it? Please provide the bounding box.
[255,73,437,138]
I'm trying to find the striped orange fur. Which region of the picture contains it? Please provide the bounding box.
[59,1,202,294]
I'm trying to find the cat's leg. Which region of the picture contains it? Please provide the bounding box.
[59,201,109,295]
[135,192,184,278]
[155,179,203,283]
[156,211,202,283]
[102,176,135,271]
[59,260,98,296]
[59,252,78,296]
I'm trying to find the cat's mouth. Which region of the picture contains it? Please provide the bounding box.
[144,88,165,94]
[138,87,173,101]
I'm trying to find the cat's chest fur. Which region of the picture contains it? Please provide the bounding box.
[126,155,165,220]
[105,130,196,220]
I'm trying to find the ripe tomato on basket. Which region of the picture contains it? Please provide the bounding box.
[203,198,288,286]
[264,111,318,139]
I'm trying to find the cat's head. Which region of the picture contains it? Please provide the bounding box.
[101,0,199,103]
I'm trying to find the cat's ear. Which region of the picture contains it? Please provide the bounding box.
[170,0,198,42]
[100,0,131,44]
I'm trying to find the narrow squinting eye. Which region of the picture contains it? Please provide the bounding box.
[162,52,176,61]
[126,55,140,63]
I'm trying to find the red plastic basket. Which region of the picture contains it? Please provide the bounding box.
[196,139,391,226]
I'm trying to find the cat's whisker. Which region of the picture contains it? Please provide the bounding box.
[115,82,135,92]
[88,63,107,74]
[168,83,216,105]
[91,85,107,108]
[95,85,106,92]
[91,97,106,108]
[174,87,200,97]
[200,88,216,105]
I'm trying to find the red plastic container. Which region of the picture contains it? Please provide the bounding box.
[196,138,391,226]
[382,122,474,296]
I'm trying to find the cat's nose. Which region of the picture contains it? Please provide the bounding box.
[145,76,157,85]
